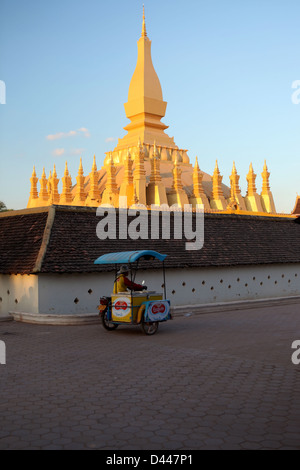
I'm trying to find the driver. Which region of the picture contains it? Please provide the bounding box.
[113,265,147,294]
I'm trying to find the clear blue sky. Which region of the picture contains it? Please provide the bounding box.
[0,0,299,213]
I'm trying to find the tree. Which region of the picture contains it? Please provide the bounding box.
[0,201,7,212]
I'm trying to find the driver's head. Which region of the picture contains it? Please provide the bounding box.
[119,265,129,276]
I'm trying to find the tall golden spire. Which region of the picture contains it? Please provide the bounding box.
[142,5,147,38]
[112,7,176,152]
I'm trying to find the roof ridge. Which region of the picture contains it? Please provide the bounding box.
[32,206,56,273]
[0,206,50,218]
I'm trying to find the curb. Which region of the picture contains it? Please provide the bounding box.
[10,312,101,326]
[8,295,300,325]
[172,295,300,316]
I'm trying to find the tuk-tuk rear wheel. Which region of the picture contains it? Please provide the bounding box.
[101,312,118,331]
[141,321,159,335]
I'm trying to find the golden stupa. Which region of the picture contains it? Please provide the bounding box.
[27,8,276,215]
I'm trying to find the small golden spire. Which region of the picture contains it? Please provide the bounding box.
[61,161,73,205]
[212,160,224,200]
[29,165,38,199]
[142,4,147,38]
[261,160,270,194]
[39,167,49,203]
[230,161,241,199]
[192,158,205,198]
[73,158,86,205]
[92,154,97,171]
[246,163,257,196]
[53,164,57,178]
[64,161,69,176]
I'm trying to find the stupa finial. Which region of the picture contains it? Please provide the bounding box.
[142,5,147,38]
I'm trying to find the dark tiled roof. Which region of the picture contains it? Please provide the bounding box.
[0,210,48,274]
[0,206,300,275]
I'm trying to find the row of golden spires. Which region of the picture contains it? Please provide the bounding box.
[27,140,276,214]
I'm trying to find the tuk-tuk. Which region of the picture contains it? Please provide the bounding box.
[94,250,171,335]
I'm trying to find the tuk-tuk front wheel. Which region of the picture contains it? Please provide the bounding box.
[101,311,118,331]
[141,321,159,335]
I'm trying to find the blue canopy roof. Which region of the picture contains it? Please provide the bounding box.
[94,250,167,265]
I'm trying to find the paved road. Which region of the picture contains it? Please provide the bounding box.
[0,302,300,450]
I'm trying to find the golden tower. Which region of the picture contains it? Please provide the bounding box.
[38,167,49,206]
[167,157,189,208]
[210,161,227,210]
[73,158,87,206]
[228,162,246,210]
[86,156,101,206]
[60,162,73,205]
[146,142,168,205]
[113,6,177,155]
[189,157,210,210]
[27,166,39,208]
[260,160,276,214]
[244,163,263,212]
[49,165,60,205]
[26,8,279,216]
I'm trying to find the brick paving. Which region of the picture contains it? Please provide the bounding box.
[0,301,300,450]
